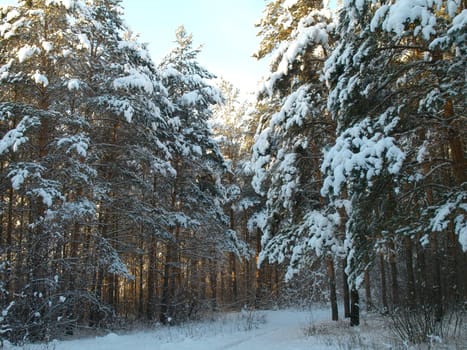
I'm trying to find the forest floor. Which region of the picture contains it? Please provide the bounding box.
[4,307,466,349]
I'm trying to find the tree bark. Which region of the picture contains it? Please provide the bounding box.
[364,267,372,311]
[388,240,399,308]
[138,251,144,318]
[431,235,443,321]
[379,253,389,313]
[445,99,466,185]
[209,258,218,309]
[350,286,360,326]
[404,236,416,308]
[159,244,171,324]
[327,257,338,321]
[147,236,156,320]
[342,261,350,318]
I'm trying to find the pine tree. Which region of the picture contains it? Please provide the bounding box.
[0,0,101,340]
[157,27,247,323]
[0,0,174,340]
[69,0,175,320]
[251,0,342,319]
[322,0,466,322]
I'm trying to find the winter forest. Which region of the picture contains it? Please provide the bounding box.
[0,0,466,348]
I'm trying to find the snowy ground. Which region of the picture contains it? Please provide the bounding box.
[4,307,465,349]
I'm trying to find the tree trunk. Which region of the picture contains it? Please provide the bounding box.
[404,236,416,308]
[229,253,238,305]
[379,253,389,313]
[229,207,238,305]
[327,257,338,321]
[138,249,144,318]
[364,267,372,311]
[209,258,218,309]
[431,235,443,320]
[350,286,360,326]
[415,236,427,306]
[5,186,14,294]
[342,261,350,318]
[445,99,466,185]
[159,245,171,324]
[147,237,156,320]
[388,240,399,308]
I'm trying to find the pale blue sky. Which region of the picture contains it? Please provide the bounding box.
[121,0,268,94]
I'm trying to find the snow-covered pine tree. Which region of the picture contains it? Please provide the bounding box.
[157,27,247,323]
[251,0,342,319]
[322,0,466,322]
[69,0,175,320]
[0,0,100,341]
[1,0,175,340]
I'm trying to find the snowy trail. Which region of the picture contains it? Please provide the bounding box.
[5,309,336,350]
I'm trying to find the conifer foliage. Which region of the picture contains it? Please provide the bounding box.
[0,0,465,345]
[0,1,239,343]
[252,0,466,329]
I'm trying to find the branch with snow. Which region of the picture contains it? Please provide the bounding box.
[0,115,39,155]
[321,108,405,197]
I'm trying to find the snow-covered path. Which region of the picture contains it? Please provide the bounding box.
[6,309,337,350]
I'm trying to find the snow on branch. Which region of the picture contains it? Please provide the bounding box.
[430,190,467,251]
[113,67,154,94]
[56,133,90,157]
[17,44,40,63]
[370,0,463,41]
[263,8,332,94]
[258,209,342,281]
[0,114,39,155]
[321,108,405,197]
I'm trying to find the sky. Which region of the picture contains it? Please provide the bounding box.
[120,0,269,95]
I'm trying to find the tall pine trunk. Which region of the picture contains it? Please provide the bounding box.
[327,257,338,321]
[379,253,389,313]
[342,261,350,318]
[364,267,372,311]
[388,240,399,308]
[431,235,443,320]
[350,286,359,326]
[404,236,416,308]
[147,236,157,320]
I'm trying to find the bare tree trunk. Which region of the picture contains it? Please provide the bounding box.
[327,257,338,321]
[350,286,359,326]
[159,244,171,324]
[138,247,144,318]
[445,99,466,185]
[209,258,218,309]
[431,235,443,320]
[414,236,427,306]
[229,253,238,305]
[388,240,399,308]
[229,207,238,305]
[255,229,266,308]
[379,253,389,313]
[364,267,372,311]
[447,230,467,303]
[404,236,416,308]
[6,186,14,294]
[342,260,350,318]
[146,236,156,320]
